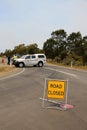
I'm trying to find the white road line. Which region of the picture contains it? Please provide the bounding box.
[0,68,25,80]
[46,67,77,77]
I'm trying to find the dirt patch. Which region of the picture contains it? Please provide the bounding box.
[0,65,21,78]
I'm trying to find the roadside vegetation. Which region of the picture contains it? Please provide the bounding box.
[0,29,87,68]
[0,65,19,77]
[47,60,87,70]
[0,65,15,72]
[43,29,87,67]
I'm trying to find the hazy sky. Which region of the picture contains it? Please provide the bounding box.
[0,0,87,52]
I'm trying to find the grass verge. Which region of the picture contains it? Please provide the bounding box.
[47,62,87,70]
[0,65,20,77]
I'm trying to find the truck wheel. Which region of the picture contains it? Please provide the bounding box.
[19,62,24,68]
[38,62,43,67]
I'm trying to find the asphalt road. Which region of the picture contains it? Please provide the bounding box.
[0,64,87,130]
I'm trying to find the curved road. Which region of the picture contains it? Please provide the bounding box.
[0,64,87,130]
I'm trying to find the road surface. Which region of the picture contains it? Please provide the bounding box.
[0,64,87,130]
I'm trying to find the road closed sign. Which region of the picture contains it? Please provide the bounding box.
[47,80,66,99]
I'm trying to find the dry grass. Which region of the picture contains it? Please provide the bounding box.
[0,65,20,77]
[0,65,15,71]
[47,62,87,71]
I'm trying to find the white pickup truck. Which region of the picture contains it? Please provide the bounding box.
[14,53,46,67]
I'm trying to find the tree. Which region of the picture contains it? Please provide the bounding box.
[26,43,39,54]
[51,29,67,48]
[4,49,12,57]
[43,38,56,59]
[82,36,87,64]
[13,44,26,55]
[51,29,67,59]
[67,32,83,55]
[43,29,67,60]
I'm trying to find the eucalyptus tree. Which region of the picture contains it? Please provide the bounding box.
[26,43,40,54]
[43,38,56,59]
[4,49,12,57]
[13,44,27,55]
[51,29,67,60]
[67,32,83,56]
[43,29,67,60]
[82,36,87,64]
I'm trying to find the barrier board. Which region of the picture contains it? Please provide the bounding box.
[42,78,68,110]
[47,80,65,99]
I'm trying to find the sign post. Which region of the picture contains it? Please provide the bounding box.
[42,78,68,110]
